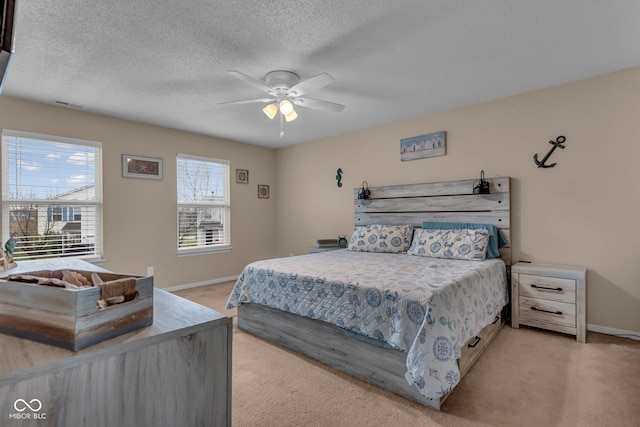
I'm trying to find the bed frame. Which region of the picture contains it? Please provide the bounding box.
[238,176,511,410]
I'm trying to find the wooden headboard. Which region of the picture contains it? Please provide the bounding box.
[353,177,511,265]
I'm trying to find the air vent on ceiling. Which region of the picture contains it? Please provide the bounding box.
[53,100,84,109]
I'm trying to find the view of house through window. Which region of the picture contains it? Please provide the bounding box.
[1,130,102,260]
[177,154,230,254]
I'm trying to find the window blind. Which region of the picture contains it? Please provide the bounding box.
[1,130,103,261]
[177,154,230,254]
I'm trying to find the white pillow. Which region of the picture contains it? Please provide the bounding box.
[407,229,489,260]
[347,224,413,253]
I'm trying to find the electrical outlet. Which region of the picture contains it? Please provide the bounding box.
[147,266,154,276]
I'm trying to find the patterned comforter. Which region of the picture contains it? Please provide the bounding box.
[226,249,508,400]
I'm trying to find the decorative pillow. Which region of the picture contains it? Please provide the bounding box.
[347,224,413,253]
[421,221,507,258]
[407,229,490,260]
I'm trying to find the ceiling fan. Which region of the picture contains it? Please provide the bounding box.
[220,70,345,137]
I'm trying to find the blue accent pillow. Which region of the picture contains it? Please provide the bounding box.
[421,221,507,258]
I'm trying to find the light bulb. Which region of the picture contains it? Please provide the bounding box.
[279,99,294,115]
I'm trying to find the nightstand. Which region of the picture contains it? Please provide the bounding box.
[511,262,587,343]
[309,245,341,254]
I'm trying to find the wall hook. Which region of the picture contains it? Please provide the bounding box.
[336,168,343,187]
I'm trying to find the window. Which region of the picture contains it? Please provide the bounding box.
[177,154,230,254]
[47,206,81,222]
[1,130,102,260]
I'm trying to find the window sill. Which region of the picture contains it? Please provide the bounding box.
[177,245,232,257]
[11,257,106,266]
[3,257,108,275]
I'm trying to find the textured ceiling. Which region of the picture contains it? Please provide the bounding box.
[3,1,640,148]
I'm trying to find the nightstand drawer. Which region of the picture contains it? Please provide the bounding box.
[519,296,576,328]
[519,274,576,304]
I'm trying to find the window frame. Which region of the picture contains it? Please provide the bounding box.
[176,153,231,256]
[1,129,103,262]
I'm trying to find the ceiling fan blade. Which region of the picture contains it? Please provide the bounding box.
[288,73,334,97]
[227,71,276,95]
[218,98,273,106]
[292,97,345,112]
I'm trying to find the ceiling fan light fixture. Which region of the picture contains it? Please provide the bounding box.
[279,99,294,115]
[262,103,278,119]
[224,70,345,135]
[284,109,298,122]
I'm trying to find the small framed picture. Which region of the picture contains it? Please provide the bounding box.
[236,169,249,184]
[122,154,163,179]
[258,184,269,199]
[400,131,446,161]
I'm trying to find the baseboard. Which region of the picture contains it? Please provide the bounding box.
[587,324,640,341]
[164,275,239,292]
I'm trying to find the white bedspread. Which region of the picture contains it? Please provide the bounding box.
[227,249,508,399]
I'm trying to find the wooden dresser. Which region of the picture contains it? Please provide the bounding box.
[511,262,587,343]
[0,288,232,426]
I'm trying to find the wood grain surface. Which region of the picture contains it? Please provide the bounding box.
[0,289,232,427]
[352,176,511,266]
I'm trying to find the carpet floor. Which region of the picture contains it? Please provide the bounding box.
[174,282,640,427]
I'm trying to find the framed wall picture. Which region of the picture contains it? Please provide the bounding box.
[258,184,269,199]
[236,169,249,184]
[400,131,446,161]
[122,154,163,179]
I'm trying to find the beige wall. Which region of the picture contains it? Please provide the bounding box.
[0,96,278,288]
[276,67,640,334]
[1,67,638,334]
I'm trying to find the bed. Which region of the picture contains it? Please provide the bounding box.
[227,177,511,410]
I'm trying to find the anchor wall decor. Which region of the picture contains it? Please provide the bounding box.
[534,135,566,168]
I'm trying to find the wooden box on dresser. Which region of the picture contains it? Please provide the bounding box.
[0,270,154,351]
[0,289,232,427]
[511,262,587,343]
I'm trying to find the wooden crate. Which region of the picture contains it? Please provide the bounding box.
[0,270,153,351]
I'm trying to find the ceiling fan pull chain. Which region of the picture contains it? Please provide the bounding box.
[279,112,285,137]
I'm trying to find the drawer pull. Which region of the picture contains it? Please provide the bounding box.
[491,315,500,325]
[530,284,563,292]
[468,336,482,348]
[530,306,563,315]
